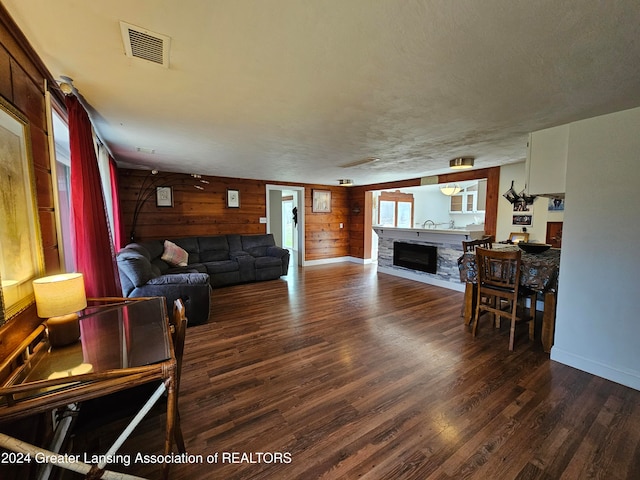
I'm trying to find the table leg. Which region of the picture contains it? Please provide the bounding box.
[542,291,557,353]
[162,371,177,480]
[463,283,477,325]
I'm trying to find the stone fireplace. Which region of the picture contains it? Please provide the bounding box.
[373,226,473,292]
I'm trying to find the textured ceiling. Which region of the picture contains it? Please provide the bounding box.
[4,0,640,186]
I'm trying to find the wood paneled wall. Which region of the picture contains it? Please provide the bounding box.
[304,184,350,261]
[119,169,271,241]
[0,4,62,359]
[118,170,352,260]
[118,167,500,263]
[0,6,63,474]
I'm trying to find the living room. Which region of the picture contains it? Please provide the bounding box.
[1,2,640,479]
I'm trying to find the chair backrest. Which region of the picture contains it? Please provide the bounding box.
[462,235,495,252]
[171,298,188,392]
[475,247,522,291]
[508,232,529,244]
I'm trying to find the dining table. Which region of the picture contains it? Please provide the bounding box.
[458,244,561,352]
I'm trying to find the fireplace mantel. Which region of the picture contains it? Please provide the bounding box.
[372,226,484,243]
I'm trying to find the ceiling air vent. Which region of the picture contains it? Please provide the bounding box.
[120,21,170,68]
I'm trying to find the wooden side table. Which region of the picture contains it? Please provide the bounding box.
[0,297,179,479]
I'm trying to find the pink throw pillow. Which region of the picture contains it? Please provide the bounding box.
[161,240,189,267]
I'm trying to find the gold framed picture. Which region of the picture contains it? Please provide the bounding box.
[0,96,45,325]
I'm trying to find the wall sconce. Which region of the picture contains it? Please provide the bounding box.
[33,273,87,348]
[439,184,462,196]
[351,203,361,214]
[449,157,474,169]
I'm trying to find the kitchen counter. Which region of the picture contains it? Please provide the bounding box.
[373,226,486,241]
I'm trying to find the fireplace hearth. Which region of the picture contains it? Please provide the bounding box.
[393,242,437,274]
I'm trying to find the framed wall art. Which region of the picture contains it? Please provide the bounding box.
[227,189,240,208]
[156,186,173,207]
[312,189,331,213]
[548,197,565,211]
[0,96,45,325]
[512,214,533,227]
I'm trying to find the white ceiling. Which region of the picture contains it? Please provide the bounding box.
[4,1,640,186]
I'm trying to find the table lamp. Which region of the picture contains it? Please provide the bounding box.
[33,273,87,348]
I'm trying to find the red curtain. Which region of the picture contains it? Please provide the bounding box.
[66,95,121,297]
[109,156,124,251]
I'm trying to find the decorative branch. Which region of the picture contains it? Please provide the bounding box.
[128,170,208,242]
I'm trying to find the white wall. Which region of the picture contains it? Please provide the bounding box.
[403,184,485,229]
[410,187,451,227]
[268,189,283,246]
[496,162,564,243]
[551,106,640,390]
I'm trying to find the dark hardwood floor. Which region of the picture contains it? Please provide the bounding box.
[70,263,640,479]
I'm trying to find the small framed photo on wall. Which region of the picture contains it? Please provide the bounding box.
[156,186,173,207]
[227,189,240,208]
[312,189,331,213]
[548,197,565,211]
[512,214,532,226]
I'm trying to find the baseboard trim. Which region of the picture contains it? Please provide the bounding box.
[303,256,372,266]
[377,266,465,292]
[551,347,640,391]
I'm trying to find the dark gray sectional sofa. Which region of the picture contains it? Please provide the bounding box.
[116,233,290,325]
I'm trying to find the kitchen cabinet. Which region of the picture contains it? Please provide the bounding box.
[525,124,569,196]
[449,181,486,213]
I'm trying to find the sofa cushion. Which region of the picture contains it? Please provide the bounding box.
[204,260,239,275]
[161,240,189,267]
[117,250,158,287]
[241,234,275,257]
[167,263,208,274]
[199,235,230,262]
[226,234,243,253]
[171,237,201,263]
[146,273,210,285]
[140,240,164,261]
[254,256,283,269]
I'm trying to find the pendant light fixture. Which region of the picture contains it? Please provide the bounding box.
[439,184,461,196]
[449,157,474,169]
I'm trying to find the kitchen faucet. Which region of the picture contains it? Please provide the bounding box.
[422,219,435,229]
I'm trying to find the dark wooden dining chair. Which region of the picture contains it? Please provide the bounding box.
[460,235,495,321]
[472,248,536,351]
[462,235,495,252]
[71,298,189,455]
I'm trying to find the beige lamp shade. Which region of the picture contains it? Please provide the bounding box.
[33,273,87,318]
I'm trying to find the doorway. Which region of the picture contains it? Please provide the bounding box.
[266,184,305,267]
